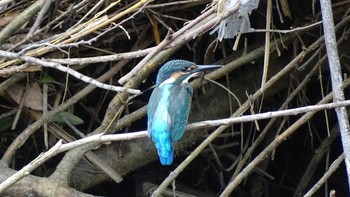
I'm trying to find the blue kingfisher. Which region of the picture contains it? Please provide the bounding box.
[147,59,221,165]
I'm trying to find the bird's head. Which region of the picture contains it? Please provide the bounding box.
[156,60,222,86]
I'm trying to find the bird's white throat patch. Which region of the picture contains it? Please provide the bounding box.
[182,72,200,84]
[159,77,176,87]
[159,72,200,87]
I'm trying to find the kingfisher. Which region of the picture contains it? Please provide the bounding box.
[147,59,221,165]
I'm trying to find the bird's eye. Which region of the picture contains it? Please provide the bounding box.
[184,65,197,72]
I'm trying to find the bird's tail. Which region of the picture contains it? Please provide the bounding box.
[152,131,174,165]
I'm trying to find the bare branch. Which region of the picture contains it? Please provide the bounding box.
[0,50,141,94]
[320,0,350,188]
[48,47,154,65]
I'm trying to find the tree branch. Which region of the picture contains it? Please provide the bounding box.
[320,0,350,189]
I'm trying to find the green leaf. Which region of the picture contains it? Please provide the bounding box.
[41,74,55,84]
[0,117,14,132]
[52,112,84,125]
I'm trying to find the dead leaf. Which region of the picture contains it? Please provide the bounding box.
[0,12,20,27]
[6,81,43,110]
[22,65,42,72]
[279,0,292,19]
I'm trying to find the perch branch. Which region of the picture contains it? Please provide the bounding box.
[2,99,350,193]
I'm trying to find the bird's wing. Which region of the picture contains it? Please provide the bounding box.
[169,84,193,141]
[147,85,174,165]
[147,87,162,136]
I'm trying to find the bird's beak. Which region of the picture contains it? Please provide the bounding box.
[191,65,223,73]
[183,65,223,83]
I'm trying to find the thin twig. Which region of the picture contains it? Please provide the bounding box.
[261,0,272,90]
[303,153,344,197]
[249,21,323,34]
[186,100,350,130]
[294,125,340,196]
[18,39,94,55]
[26,0,52,38]
[48,47,154,65]
[0,50,141,94]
